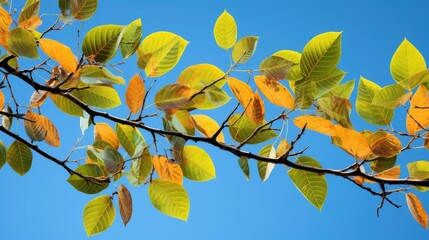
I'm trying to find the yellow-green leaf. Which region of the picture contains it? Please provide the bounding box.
[120,19,142,58]
[116,123,146,158]
[82,24,125,63]
[83,195,115,237]
[50,93,84,117]
[370,156,397,173]
[154,84,192,115]
[79,65,125,85]
[125,74,145,114]
[67,164,108,194]
[259,55,293,81]
[38,38,77,73]
[6,140,32,176]
[78,84,121,109]
[148,179,190,221]
[272,50,302,81]
[406,193,429,229]
[238,157,250,180]
[180,145,216,181]
[228,113,277,144]
[407,161,429,192]
[213,10,237,50]
[126,147,152,186]
[0,140,6,170]
[231,36,258,64]
[257,144,276,182]
[70,0,98,20]
[372,84,412,109]
[316,96,353,129]
[7,27,39,59]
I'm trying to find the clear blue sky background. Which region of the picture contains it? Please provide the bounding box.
[1,0,429,239]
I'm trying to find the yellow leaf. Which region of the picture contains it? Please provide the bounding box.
[38,115,60,147]
[276,139,290,157]
[293,115,337,136]
[191,114,224,142]
[0,7,11,50]
[333,125,372,159]
[24,111,46,142]
[94,123,120,150]
[38,38,78,73]
[227,77,253,107]
[152,155,183,184]
[213,10,237,50]
[406,193,429,229]
[125,74,145,114]
[19,15,42,30]
[367,131,401,158]
[254,75,295,109]
[407,85,429,135]
[249,91,265,124]
[0,90,4,110]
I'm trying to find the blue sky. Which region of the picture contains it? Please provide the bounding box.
[1,0,429,239]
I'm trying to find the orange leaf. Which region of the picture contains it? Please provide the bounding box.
[38,38,78,73]
[0,7,12,31]
[249,91,265,124]
[125,74,145,114]
[406,193,429,229]
[333,125,372,159]
[407,85,429,135]
[24,111,46,142]
[19,15,42,30]
[367,131,402,158]
[254,75,294,109]
[293,115,337,136]
[0,90,4,110]
[154,84,192,115]
[191,114,224,142]
[39,115,60,147]
[276,139,290,157]
[118,184,133,226]
[152,155,183,184]
[227,77,253,108]
[374,165,400,180]
[94,123,120,150]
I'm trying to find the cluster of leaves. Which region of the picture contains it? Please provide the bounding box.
[1,0,429,236]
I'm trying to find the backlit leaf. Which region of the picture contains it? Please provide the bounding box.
[78,84,121,109]
[83,195,115,237]
[407,161,429,192]
[148,179,190,221]
[82,24,125,63]
[317,96,353,129]
[367,131,401,158]
[170,110,195,136]
[126,147,152,186]
[125,74,145,114]
[213,10,237,50]
[288,156,327,211]
[94,122,120,150]
[406,193,429,229]
[259,55,293,81]
[118,184,132,226]
[0,140,5,170]
[7,27,39,59]
[273,50,302,81]
[79,65,125,85]
[6,140,32,176]
[154,84,192,115]
[228,113,277,144]
[254,75,295,109]
[98,148,123,174]
[67,164,108,194]
[120,19,142,58]
[39,115,61,147]
[406,85,429,135]
[18,0,40,25]
[180,145,216,182]
[257,144,276,182]
[39,38,77,73]
[178,63,225,89]
[70,0,98,20]
[153,155,183,184]
[24,111,46,142]
[249,91,265,124]
[238,157,250,180]
[332,125,372,160]
[370,156,397,173]
[323,79,355,99]
[19,15,42,30]
[276,139,290,157]
[232,36,258,64]
[374,165,400,180]
[58,0,70,13]
[29,89,48,108]
[50,93,84,117]
[191,114,224,142]
[116,123,146,158]
[293,115,336,136]
[372,84,412,109]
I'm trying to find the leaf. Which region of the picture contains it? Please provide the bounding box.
[356,77,393,125]
[67,164,108,194]
[370,156,397,173]
[367,131,401,158]
[154,84,192,115]
[24,111,46,142]
[316,96,353,129]
[213,10,237,50]
[288,156,327,210]
[7,27,39,59]
[374,165,400,180]
[228,113,277,144]
[29,89,48,107]
[257,144,276,182]
[406,193,429,229]
[58,0,70,13]
[19,15,42,30]
[0,140,5,170]
[70,0,98,20]
[126,147,152,186]
[148,179,190,221]
[323,79,355,99]
[249,91,265,124]
[79,65,125,85]
[18,0,40,25]
[38,38,77,72]
[227,77,262,122]
[137,31,188,77]
[94,123,120,150]
[276,139,290,157]
[293,115,336,136]
[0,90,3,109]
[82,24,125,63]
[50,93,84,117]
[116,123,146,158]
[406,85,429,135]
[238,157,250,180]
[78,84,121,109]
[98,148,123,174]
[390,38,427,90]
[118,184,132,226]
[231,36,258,64]
[272,50,302,81]
[372,84,412,109]
[197,86,231,110]
[180,145,216,181]
[6,140,32,176]
[191,114,224,142]
[178,63,225,89]
[259,55,293,81]
[83,195,115,237]
[254,75,295,109]
[153,155,183,184]
[332,125,372,160]
[125,74,145,114]
[120,19,142,58]
[1,105,12,130]
[170,110,195,136]
[39,115,61,147]
[300,32,342,79]
[407,161,429,192]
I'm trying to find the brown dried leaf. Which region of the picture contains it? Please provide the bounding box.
[118,184,133,226]
[406,193,429,229]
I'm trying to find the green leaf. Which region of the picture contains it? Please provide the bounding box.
[0,140,6,170]
[231,36,258,64]
[1,0,9,5]
[67,164,108,194]
[18,0,40,25]
[178,63,226,89]
[196,86,231,110]
[228,114,277,144]
[7,27,39,59]
[83,195,115,237]
[78,84,121,109]
[82,24,125,63]
[407,161,429,192]
[154,84,191,115]
[148,179,190,221]
[70,0,98,20]
[58,0,70,13]
[288,156,327,211]
[120,18,142,59]
[257,144,276,182]
[313,68,346,97]
[6,140,32,176]
[390,38,427,90]
[126,147,152,186]
[180,145,216,181]
[372,84,412,109]
[322,79,355,99]
[98,148,123,174]
[259,55,293,81]
[238,157,250,180]
[273,50,302,81]
[356,77,393,125]
[50,93,84,117]
[80,66,125,85]
[137,32,188,77]
[300,32,342,79]
[213,10,237,50]
[370,156,397,173]
[116,123,146,158]
[293,78,317,109]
